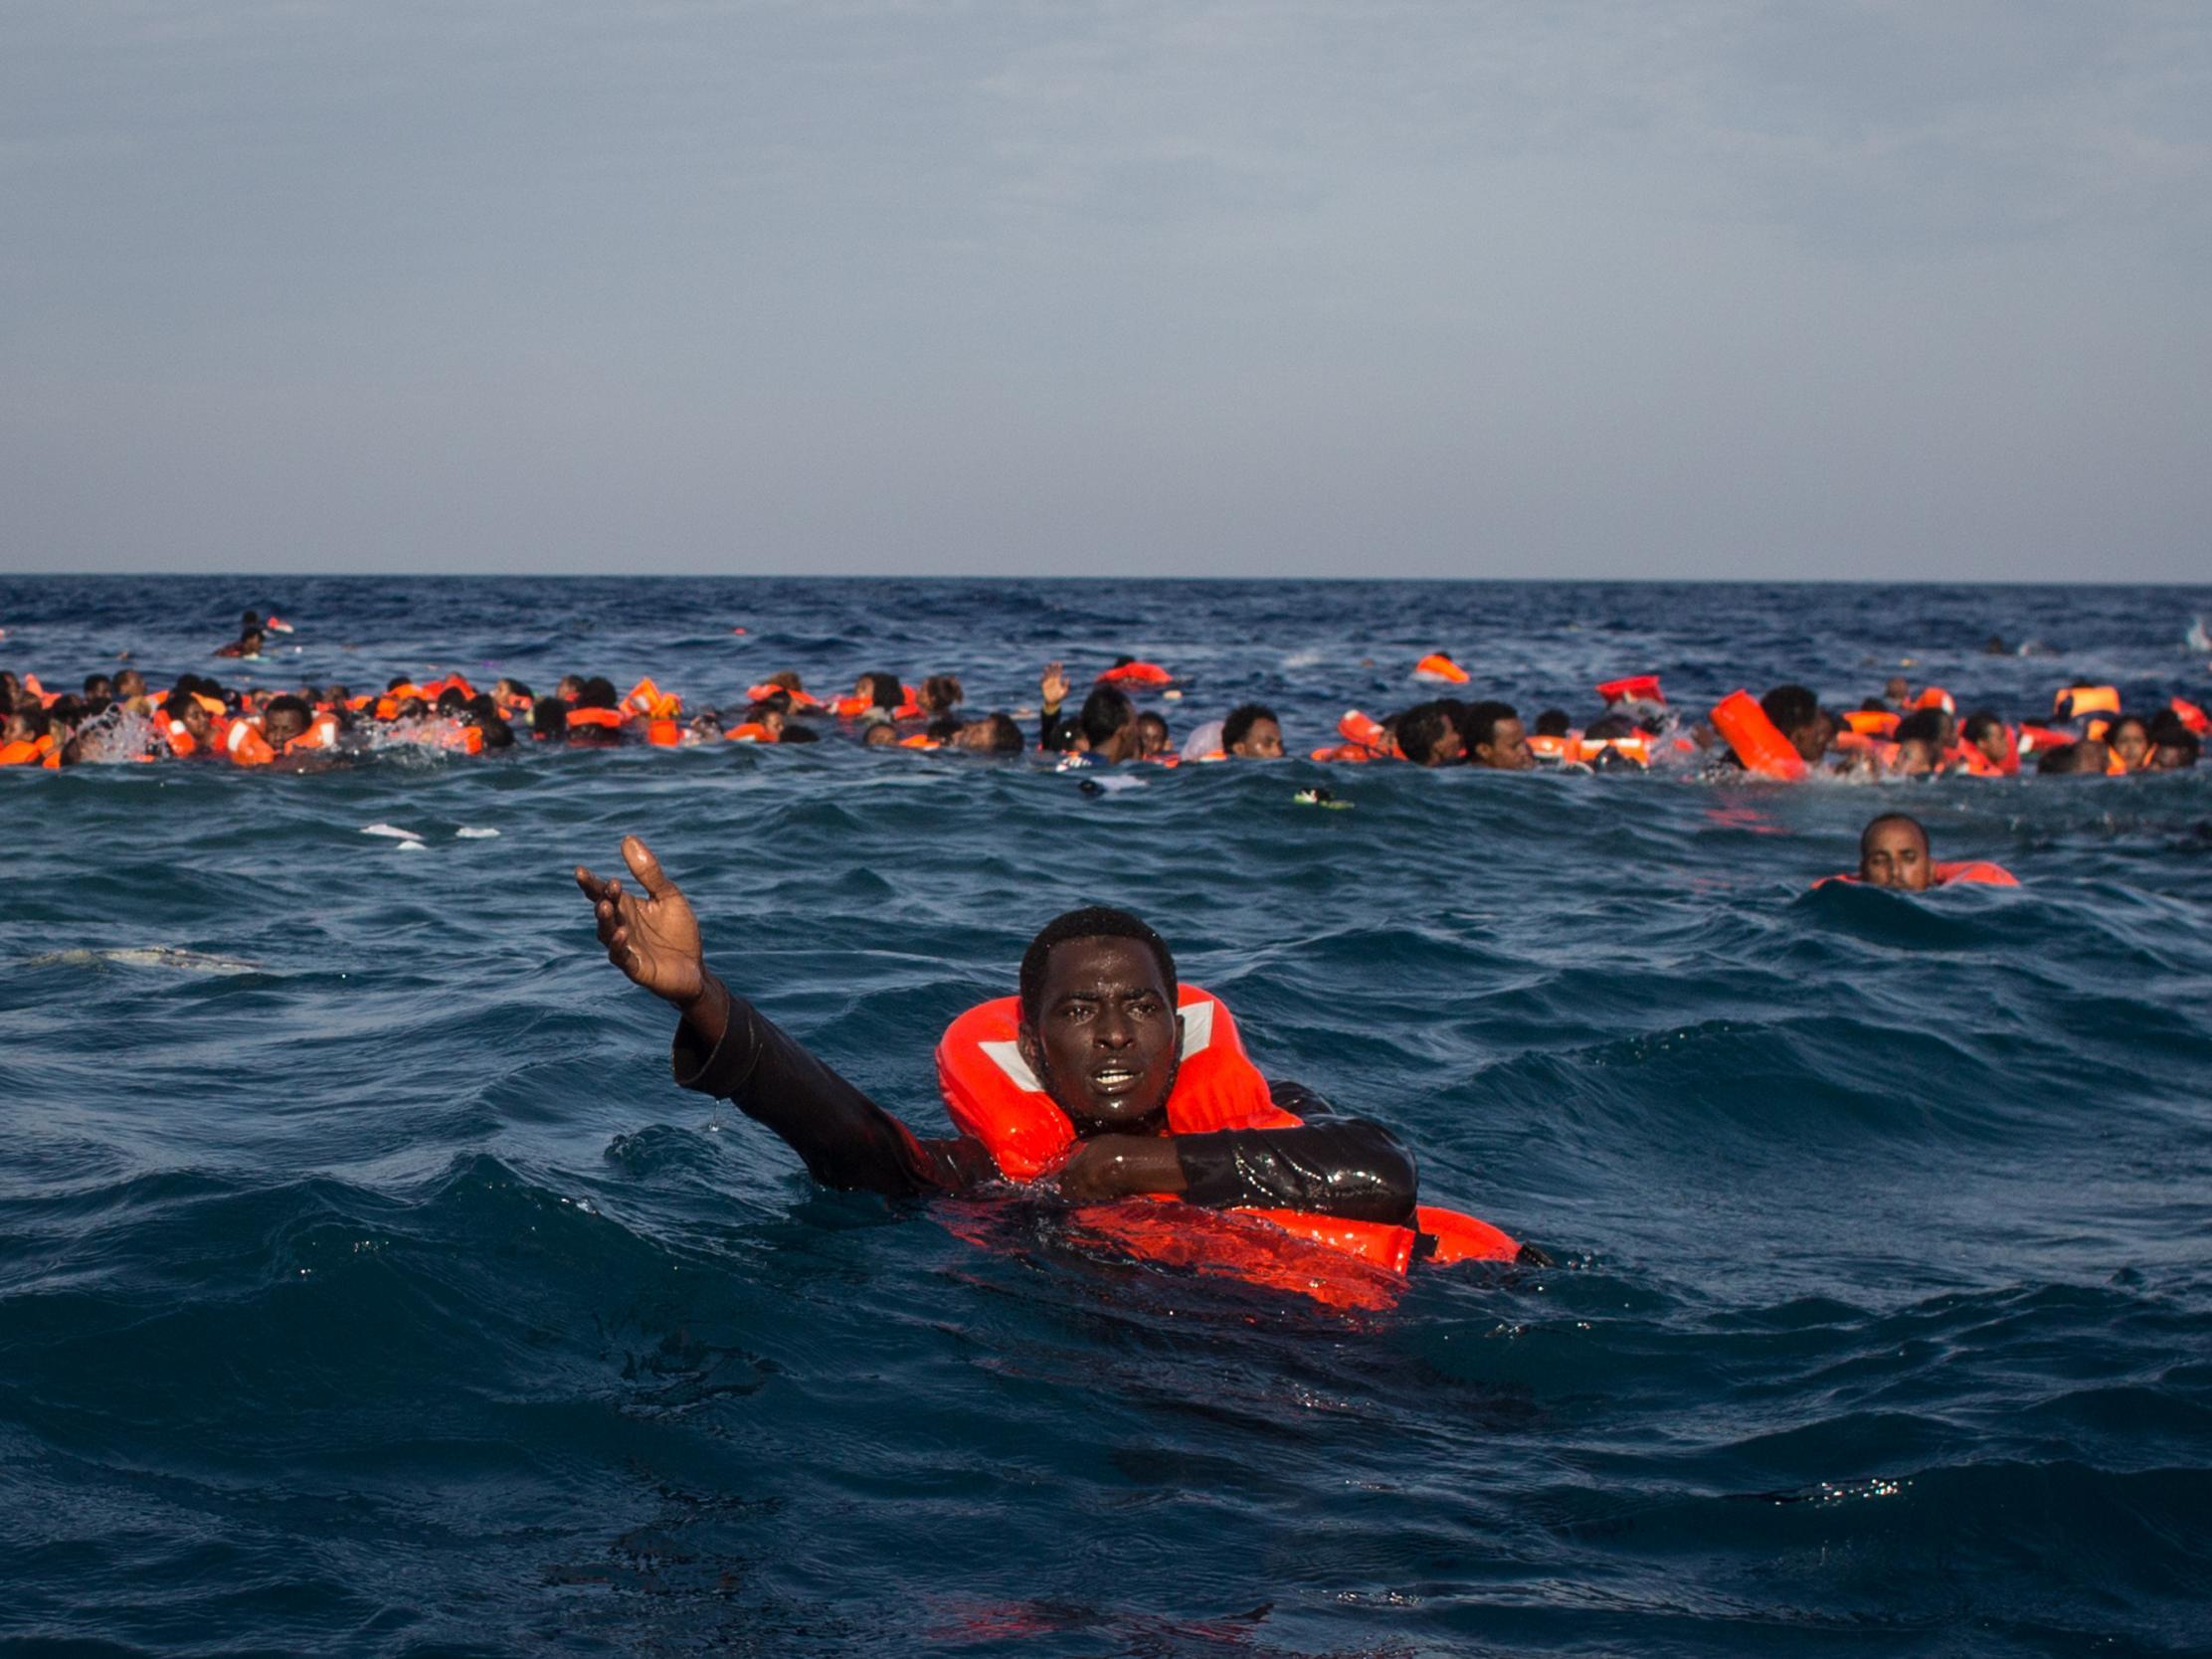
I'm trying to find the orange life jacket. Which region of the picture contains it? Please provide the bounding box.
[0,732,59,768]
[1311,709,1397,765]
[935,986,1521,1304]
[744,682,824,709]
[1711,690,1806,780]
[899,733,941,750]
[1819,859,2020,890]
[1096,660,1174,688]
[2171,696,2211,736]
[223,719,277,767]
[1843,710,1901,738]
[1913,686,1955,713]
[1596,674,1665,706]
[623,677,681,721]
[2054,684,2120,720]
[161,718,200,758]
[722,722,778,744]
[565,705,625,731]
[1576,733,1651,767]
[1952,736,2017,778]
[1412,652,1469,685]
[1526,732,1575,764]
[831,685,923,720]
[2016,723,2073,754]
[419,673,476,704]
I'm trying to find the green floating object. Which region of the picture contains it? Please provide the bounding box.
[1293,788,1352,810]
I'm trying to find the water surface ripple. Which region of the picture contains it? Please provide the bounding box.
[3,577,2210,1656]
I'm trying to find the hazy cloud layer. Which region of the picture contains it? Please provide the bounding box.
[3,1,2206,577]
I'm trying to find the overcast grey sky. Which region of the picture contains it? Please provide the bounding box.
[2,1,2206,579]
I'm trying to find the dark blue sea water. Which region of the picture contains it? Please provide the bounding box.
[4,576,2211,1658]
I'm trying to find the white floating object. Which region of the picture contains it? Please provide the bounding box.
[455,827,499,839]
[362,823,426,841]
[394,839,428,852]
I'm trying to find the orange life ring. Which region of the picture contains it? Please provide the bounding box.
[1711,690,1806,780]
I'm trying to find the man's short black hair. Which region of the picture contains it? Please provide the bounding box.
[2036,742,2088,775]
[1761,684,1821,734]
[1221,703,1276,749]
[1961,710,2003,745]
[860,671,903,710]
[2157,729,2200,765]
[981,712,1023,752]
[83,674,112,696]
[1895,707,1947,746]
[1533,708,1571,737]
[1018,906,1177,1027]
[265,693,312,721]
[531,697,569,738]
[1079,685,1134,747]
[576,676,620,710]
[1462,700,1519,753]
[1860,812,1929,857]
[161,690,197,720]
[12,704,52,739]
[1395,700,1456,764]
[387,675,412,692]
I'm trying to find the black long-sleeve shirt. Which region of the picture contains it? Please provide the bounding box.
[670,992,1419,1223]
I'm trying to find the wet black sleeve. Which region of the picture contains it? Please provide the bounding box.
[1171,1081,1418,1225]
[671,995,997,1198]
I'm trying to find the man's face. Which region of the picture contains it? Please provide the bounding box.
[179,702,213,740]
[1788,714,1834,764]
[1474,717,1533,770]
[1973,724,2010,766]
[1136,718,1169,758]
[1893,738,1936,777]
[1229,717,1283,759]
[2153,741,2197,771]
[2111,723,2149,770]
[3,712,31,744]
[949,718,994,751]
[265,708,308,747]
[1861,822,1932,891]
[1017,936,1182,1132]
[1420,724,1464,766]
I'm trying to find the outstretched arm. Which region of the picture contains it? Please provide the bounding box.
[577,837,992,1197]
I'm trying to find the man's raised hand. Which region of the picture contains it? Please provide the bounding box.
[576,836,707,1009]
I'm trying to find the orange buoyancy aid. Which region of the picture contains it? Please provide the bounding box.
[1843,709,1901,738]
[1711,690,1806,780]
[2016,723,2074,755]
[623,677,681,721]
[935,986,1521,1297]
[1597,674,1665,706]
[830,686,923,720]
[564,705,625,731]
[0,732,60,768]
[2054,684,2120,720]
[223,719,277,766]
[722,722,779,743]
[2171,696,2211,736]
[1819,859,2020,890]
[1526,732,1576,765]
[1952,737,2017,778]
[1412,652,1470,685]
[1576,733,1652,767]
[161,718,200,758]
[1312,709,1397,765]
[1096,660,1174,688]
[898,733,941,749]
[1913,686,1955,714]
[744,681,824,709]
[419,673,476,704]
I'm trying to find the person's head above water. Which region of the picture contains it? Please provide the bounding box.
[1760,684,1832,764]
[1221,703,1283,759]
[1135,710,1170,759]
[1079,685,1138,760]
[1462,700,1532,770]
[1859,813,1932,891]
[2107,715,2150,771]
[1395,701,1463,767]
[262,694,313,747]
[1015,906,1181,1130]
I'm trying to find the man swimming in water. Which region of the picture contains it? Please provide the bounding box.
[1858,813,1934,890]
[574,838,1519,1235]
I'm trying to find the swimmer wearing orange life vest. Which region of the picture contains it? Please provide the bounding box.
[1833,814,2019,892]
[577,837,1547,1280]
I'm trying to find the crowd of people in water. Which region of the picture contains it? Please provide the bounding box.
[3,612,2205,807]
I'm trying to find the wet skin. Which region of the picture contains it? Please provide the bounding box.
[1229,717,1284,759]
[1473,717,1534,770]
[1860,821,1933,891]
